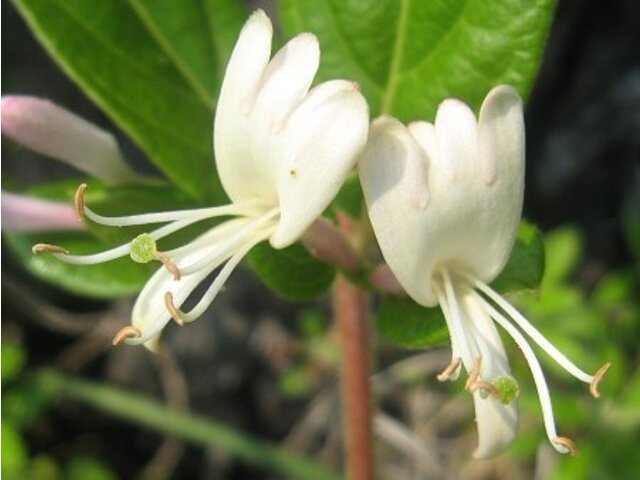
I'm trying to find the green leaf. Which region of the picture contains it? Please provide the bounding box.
[280,0,555,118]
[202,0,249,77]
[491,221,545,293]
[14,0,226,201]
[5,231,153,298]
[247,242,335,300]
[1,342,27,384]
[129,0,217,105]
[376,296,449,349]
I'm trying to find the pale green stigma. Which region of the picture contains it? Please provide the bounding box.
[130,233,157,263]
[490,375,520,404]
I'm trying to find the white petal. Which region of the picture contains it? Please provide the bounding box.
[478,85,524,186]
[271,81,369,248]
[1,96,136,185]
[472,392,518,458]
[434,99,478,182]
[462,290,518,458]
[359,116,436,305]
[214,9,274,203]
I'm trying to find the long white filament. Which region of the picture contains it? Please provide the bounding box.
[469,275,594,384]
[437,269,477,372]
[178,208,279,276]
[433,283,462,380]
[179,230,273,322]
[83,201,260,227]
[473,291,570,454]
[52,217,201,264]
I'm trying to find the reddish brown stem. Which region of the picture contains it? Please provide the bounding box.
[333,276,374,480]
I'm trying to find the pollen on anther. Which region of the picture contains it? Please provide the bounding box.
[164,292,185,326]
[437,357,461,382]
[112,326,141,346]
[589,362,611,398]
[74,183,88,220]
[32,243,69,255]
[553,436,578,456]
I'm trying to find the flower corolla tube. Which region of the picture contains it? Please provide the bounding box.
[33,10,369,351]
[359,85,609,458]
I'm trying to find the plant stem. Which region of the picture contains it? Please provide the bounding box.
[334,276,374,480]
[33,369,341,480]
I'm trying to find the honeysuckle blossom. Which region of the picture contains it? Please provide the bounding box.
[359,85,609,458]
[1,96,140,185]
[32,10,369,351]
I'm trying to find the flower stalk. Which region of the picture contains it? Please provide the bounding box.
[334,276,374,480]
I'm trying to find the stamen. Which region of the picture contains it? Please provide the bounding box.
[468,380,501,398]
[32,243,69,255]
[74,183,87,219]
[590,362,611,398]
[437,357,462,382]
[155,252,181,281]
[178,230,271,322]
[553,436,578,456]
[112,326,141,346]
[82,198,260,227]
[178,208,279,277]
[465,356,483,390]
[164,292,184,326]
[470,276,595,384]
[437,270,476,371]
[473,291,568,453]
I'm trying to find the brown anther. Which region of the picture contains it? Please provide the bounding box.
[437,357,462,382]
[164,292,185,326]
[112,326,141,346]
[74,183,88,219]
[154,251,181,281]
[553,436,578,456]
[32,243,69,255]
[465,356,483,390]
[469,380,501,397]
[590,362,611,398]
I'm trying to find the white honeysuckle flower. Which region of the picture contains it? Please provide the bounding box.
[1,95,140,185]
[33,9,369,351]
[359,85,609,458]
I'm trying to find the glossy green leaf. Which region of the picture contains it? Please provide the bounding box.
[5,231,153,298]
[376,296,449,349]
[129,0,247,105]
[280,0,555,119]
[491,221,545,293]
[14,0,225,201]
[247,242,335,300]
[202,0,249,78]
